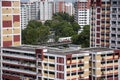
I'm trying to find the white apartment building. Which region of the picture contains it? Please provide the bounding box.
[65,2,74,16]
[39,0,53,23]
[21,0,53,29]
[21,3,31,29]
[74,0,90,29]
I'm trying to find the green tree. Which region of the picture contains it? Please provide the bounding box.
[37,26,50,44]
[71,22,80,32]
[72,25,90,48]
[22,27,38,44]
[45,12,80,39]
[61,27,75,37]
[22,20,50,44]
[27,20,42,29]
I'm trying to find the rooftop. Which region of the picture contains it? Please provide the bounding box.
[2,45,114,55]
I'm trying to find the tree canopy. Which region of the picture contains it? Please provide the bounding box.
[44,12,80,38]
[22,12,81,45]
[72,25,90,48]
[22,20,50,44]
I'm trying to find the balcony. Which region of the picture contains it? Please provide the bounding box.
[101,17,105,20]
[2,60,36,67]
[106,30,110,34]
[72,60,77,64]
[49,74,55,78]
[44,73,48,77]
[2,67,36,75]
[110,43,115,47]
[114,56,118,59]
[101,4,105,7]
[102,57,105,61]
[49,59,55,63]
[43,65,48,70]
[106,11,110,14]
[44,58,48,62]
[106,56,113,60]
[101,11,105,14]
[67,60,71,64]
[106,24,110,28]
[111,30,116,33]
[106,70,113,75]
[111,37,116,40]
[2,53,36,60]
[49,66,55,70]
[101,30,105,33]
[101,71,106,76]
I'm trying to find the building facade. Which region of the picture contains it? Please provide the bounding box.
[1,45,119,80]
[39,0,53,22]
[74,0,90,29]
[54,0,65,13]
[21,0,53,29]
[0,0,21,47]
[110,0,120,49]
[64,3,74,16]
[90,0,111,48]
[21,3,31,29]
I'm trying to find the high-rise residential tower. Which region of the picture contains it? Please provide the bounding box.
[39,0,53,22]
[90,0,111,48]
[74,0,90,29]
[54,0,65,13]
[64,2,74,16]
[110,0,120,49]
[0,0,21,47]
[21,3,32,29]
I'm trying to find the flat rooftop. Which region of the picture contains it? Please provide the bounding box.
[2,45,114,55]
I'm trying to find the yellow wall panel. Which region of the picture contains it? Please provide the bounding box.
[84,56,89,61]
[13,8,20,14]
[2,15,12,20]
[13,22,20,27]
[13,28,20,34]
[13,1,20,7]
[13,41,20,46]
[2,8,12,14]
[3,29,12,34]
[3,36,12,41]
[84,63,89,69]
[96,70,102,75]
[95,62,101,67]
[96,54,102,60]
[83,71,89,77]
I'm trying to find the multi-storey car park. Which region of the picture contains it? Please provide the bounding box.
[0,45,119,80]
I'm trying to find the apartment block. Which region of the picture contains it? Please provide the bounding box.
[1,45,119,80]
[64,3,74,16]
[21,3,31,29]
[54,0,65,13]
[74,0,90,28]
[90,0,111,48]
[110,0,120,49]
[0,0,21,47]
[21,0,53,29]
[39,0,53,22]
[90,49,119,80]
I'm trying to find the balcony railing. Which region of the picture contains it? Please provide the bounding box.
[2,53,36,60]
[2,60,36,67]
[2,67,36,75]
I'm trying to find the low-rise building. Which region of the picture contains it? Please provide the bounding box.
[1,45,119,80]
